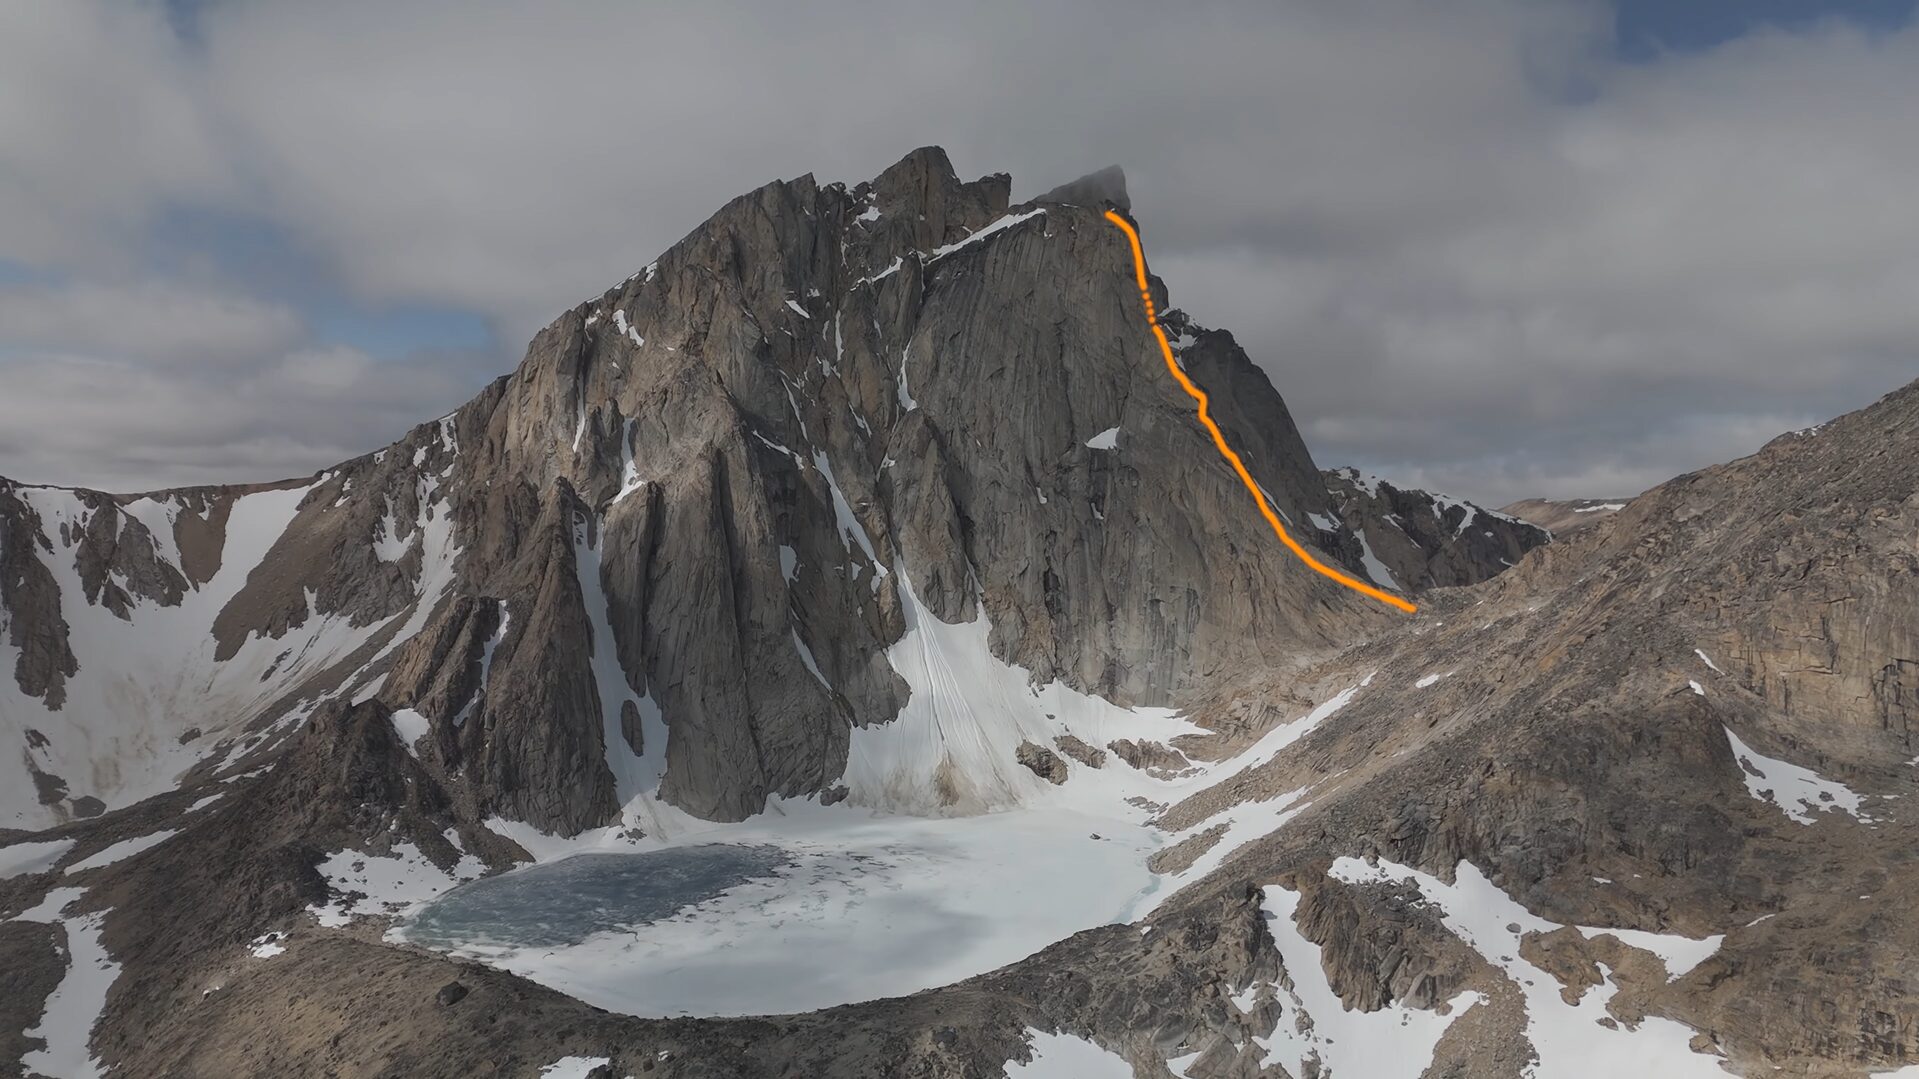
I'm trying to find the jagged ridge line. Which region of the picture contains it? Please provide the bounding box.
[1102,209,1418,614]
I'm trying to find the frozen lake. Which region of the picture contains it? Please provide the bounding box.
[399,804,1161,1018]
[405,844,789,950]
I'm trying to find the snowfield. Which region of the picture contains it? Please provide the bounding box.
[0,484,317,828]
[0,462,466,829]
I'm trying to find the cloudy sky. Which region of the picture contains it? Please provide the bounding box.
[3,0,1915,505]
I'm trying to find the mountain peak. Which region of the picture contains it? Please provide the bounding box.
[1035,164,1130,211]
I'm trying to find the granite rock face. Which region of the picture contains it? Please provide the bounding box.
[1,147,1390,834]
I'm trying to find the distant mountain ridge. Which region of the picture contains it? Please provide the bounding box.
[1501,495,1634,534]
[1320,466,1551,593]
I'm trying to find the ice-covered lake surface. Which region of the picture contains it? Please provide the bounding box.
[405,844,790,950]
[397,803,1163,1019]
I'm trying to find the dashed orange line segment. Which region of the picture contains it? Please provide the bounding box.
[1103,210,1418,614]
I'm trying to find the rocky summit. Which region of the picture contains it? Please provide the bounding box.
[2,147,1915,1079]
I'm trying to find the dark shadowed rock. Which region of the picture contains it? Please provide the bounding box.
[1054,734,1106,768]
[1107,738,1191,776]
[1015,741,1067,784]
[1322,466,1552,592]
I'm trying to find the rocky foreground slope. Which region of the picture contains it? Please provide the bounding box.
[2,148,1914,1079]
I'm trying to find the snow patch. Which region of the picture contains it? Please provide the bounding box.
[479,816,647,864]
[1336,467,1384,497]
[119,495,184,571]
[613,418,646,504]
[1355,527,1398,590]
[64,830,179,874]
[308,842,485,928]
[390,708,430,758]
[927,208,1046,262]
[1138,787,1313,919]
[539,1056,612,1079]
[371,502,413,563]
[453,602,511,729]
[861,256,905,286]
[1003,1030,1132,1077]
[812,452,887,582]
[1235,680,1367,774]
[1084,426,1120,450]
[792,629,831,689]
[1723,726,1866,824]
[612,309,643,346]
[0,838,75,879]
[896,348,920,411]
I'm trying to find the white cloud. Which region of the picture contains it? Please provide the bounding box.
[0,335,484,492]
[0,2,229,268]
[0,280,304,367]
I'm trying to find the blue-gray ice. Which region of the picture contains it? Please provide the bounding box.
[404,843,788,950]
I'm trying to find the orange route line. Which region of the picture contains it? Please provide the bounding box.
[1104,209,1418,614]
